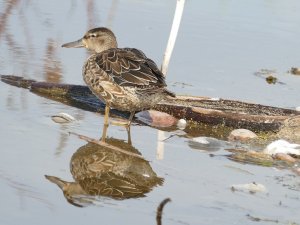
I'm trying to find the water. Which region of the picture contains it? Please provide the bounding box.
[1,1,300,224]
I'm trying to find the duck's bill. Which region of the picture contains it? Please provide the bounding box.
[45,175,67,189]
[61,39,84,48]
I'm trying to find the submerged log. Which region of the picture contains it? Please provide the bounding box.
[1,75,299,132]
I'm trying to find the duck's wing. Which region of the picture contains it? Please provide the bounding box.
[78,173,148,199]
[95,48,167,88]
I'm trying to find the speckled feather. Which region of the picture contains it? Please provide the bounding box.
[83,48,174,111]
[69,141,164,199]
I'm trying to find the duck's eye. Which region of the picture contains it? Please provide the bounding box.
[89,34,97,38]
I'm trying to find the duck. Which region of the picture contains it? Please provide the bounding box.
[62,27,175,142]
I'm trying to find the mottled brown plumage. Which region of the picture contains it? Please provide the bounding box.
[62,27,174,141]
[45,139,163,207]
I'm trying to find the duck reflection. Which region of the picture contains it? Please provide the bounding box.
[46,138,163,207]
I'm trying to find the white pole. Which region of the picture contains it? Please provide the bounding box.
[157,0,185,160]
[161,0,186,76]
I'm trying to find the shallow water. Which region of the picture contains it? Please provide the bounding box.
[1,0,300,224]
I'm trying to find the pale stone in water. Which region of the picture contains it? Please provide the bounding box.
[274,153,296,163]
[51,112,76,123]
[177,119,187,130]
[228,129,257,142]
[188,136,228,152]
[231,182,267,193]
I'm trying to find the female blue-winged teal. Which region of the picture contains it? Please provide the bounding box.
[62,27,175,142]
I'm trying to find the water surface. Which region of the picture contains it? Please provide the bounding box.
[1,1,300,224]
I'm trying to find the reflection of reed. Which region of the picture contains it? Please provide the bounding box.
[4,33,25,59]
[4,31,29,111]
[18,6,35,57]
[0,0,20,39]
[0,169,53,209]
[46,138,163,207]
[2,0,33,111]
[1,0,63,83]
[1,1,34,59]
[1,1,34,75]
[106,0,119,28]
[86,0,99,29]
[43,38,62,83]
[54,126,69,156]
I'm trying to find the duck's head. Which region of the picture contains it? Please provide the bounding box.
[62,27,118,53]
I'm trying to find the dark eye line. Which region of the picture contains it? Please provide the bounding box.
[84,34,99,39]
[90,34,99,38]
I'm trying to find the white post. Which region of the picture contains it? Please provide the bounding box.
[157,0,185,160]
[161,0,186,76]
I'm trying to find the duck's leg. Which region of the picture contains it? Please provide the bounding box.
[126,111,135,145]
[101,104,110,142]
[126,126,132,145]
[127,111,135,126]
[109,111,135,144]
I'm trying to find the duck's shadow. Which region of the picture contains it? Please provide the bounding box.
[46,138,163,207]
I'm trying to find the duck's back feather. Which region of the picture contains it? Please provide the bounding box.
[93,48,167,89]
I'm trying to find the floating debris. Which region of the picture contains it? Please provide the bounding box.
[224,165,254,175]
[188,136,229,152]
[192,137,210,145]
[161,130,186,142]
[265,75,277,84]
[246,214,279,223]
[255,69,276,75]
[51,112,76,123]
[254,69,285,85]
[254,69,276,79]
[231,182,267,194]
[290,67,300,75]
[227,148,299,167]
[177,118,187,130]
[263,140,300,156]
[228,129,257,142]
[227,149,274,166]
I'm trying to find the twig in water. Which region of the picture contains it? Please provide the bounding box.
[156,198,171,225]
[69,132,146,160]
[246,214,279,223]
